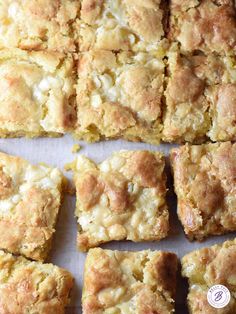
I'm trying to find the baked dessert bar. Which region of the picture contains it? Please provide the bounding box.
[0,49,76,137]
[78,0,168,52]
[82,248,178,313]
[0,151,63,261]
[163,50,236,143]
[76,50,165,144]
[0,249,73,313]
[182,238,236,313]
[73,150,169,251]
[208,81,236,142]
[171,142,236,240]
[169,0,236,56]
[0,0,79,52]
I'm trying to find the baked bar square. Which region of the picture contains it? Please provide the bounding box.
[169,0,236,55]
[76,50,165,144]
[78,0,168,52]
[82,248,178,314]
[0,49,76,137]
[171,142,236,240]
[163,50,236,143]
[73,150,169,251]
[0,151,64,261]
[0,0,79,52]
[0,249,73,313]
[182,239,236,313]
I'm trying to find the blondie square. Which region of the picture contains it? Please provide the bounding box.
[163,50,236,143]
[78,0,168,52]
[0,0,79,52]
[82,248,178,314]
[182,238,236,313]
[171,142,236,240]
[0,249,73,313]
[76,50,165,144]
[0,151,64,261]
[0,49,76,137]
[73,150,169,251]
[169,0,236,55]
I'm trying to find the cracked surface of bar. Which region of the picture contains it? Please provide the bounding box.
[75,50,165,144]
[82,248,177,314]
[171,142,236,240]
[0,151,63,261]
[182,238,236,313]
[0,49,76,137]
[78,0,168,52]
[0,0,79,52]
[163,50,236,143]
[169,0,236,56]
[73,150,169,251]
[0,249,73,313]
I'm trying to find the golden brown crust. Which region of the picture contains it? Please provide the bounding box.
[0,249,73,314]
[78,0,168,52]
[163,50,236,143]
[171,142,236,240]
[75,50,165,144]
[0,151,63,261]
[0,0,79,52]
[0,49,76,137]
[82,248,178,314]
[208,83,236,141]
[182,238,236,314]
[73,150,169,251]
[169,0,236,55]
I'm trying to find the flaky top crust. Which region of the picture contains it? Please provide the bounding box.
[0,250,73,314]
[171,142,236,240]
[78,0,167,52]
[0,151,63,261]
[182,238,236,314]
[73,150,169,251]
[0,0,79,52]
[163,50,236,143]
[0,49,76,137]
[83,248,178,314]
[76,50,165,144]
[169,0,236,55]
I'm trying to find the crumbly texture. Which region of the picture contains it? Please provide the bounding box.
[208,81,236,142]
[169,0,236,56]
[163,50,236,143]
[0,151,63,261]
[82,248,178,314]
[71,143,81,153]
[182,238,236,314]
[0,0,79,52]
[75,50,165,144]
[78,0,168,52]
[0,49,76,137]
[0,249,73,314]
[171,142,236,240]
[73,151,169,251]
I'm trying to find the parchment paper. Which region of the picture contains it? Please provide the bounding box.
[1,135,235,314]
